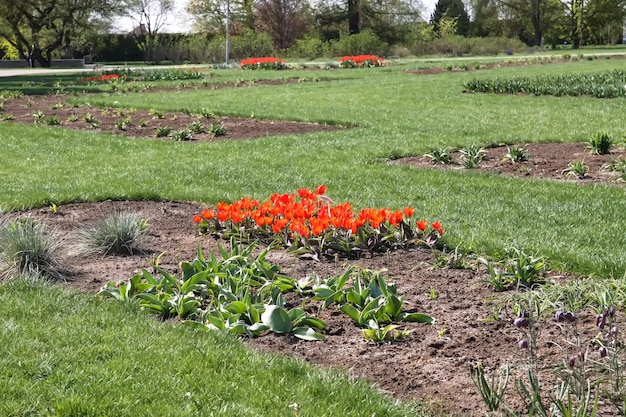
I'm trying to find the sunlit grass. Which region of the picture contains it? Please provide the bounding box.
[0,278,428,417]
[1,60,626,277]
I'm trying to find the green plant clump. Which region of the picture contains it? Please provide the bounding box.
[504,146,529,163]
[424,147,453,164]
[587,132,613,155]
[76,211,148,255]
[0,217,64,280]
[464,69,626,98]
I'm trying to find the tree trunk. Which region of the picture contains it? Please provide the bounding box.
[348,0,360,34]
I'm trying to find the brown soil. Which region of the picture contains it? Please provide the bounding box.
[5,199,618,416]
[394,142,626,186]
[0,93,343,141]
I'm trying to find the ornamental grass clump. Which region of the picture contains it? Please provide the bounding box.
[193,185,444,260]
[0,217,64,280]
[77,211,148,255]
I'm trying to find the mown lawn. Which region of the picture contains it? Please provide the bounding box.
[1,56,625,415]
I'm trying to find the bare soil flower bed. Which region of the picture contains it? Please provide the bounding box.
[0,93,342,141]
[394,142,626,186]
[8,199,615,416]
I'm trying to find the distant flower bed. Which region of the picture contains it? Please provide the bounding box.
[78,74,121,84]
[240,57,287,70]
[339,55,385,68]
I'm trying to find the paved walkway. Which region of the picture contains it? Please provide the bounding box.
[0,67,96,77]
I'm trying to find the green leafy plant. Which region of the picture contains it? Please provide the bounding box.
[480,247,547,291]
[101,239,326,340]
[504,145,529,163]
[362,320,411,342]
[149,109,165,119]
[200,108,214,119]
[32,110,45,123]
[43,115,60,126]
[66,115,78,122]
[209,120,226,137]
[338,269,434,326]
[464,69,626,98]
[603,156,626,173]
[138,119,148,127]
[155,126,171,138]
[0,218,64,280]
[587,132,613,155]
[564,160,588,179]
[469,362,509,412]
[82,113,98,124]
[460,144,487,169]
[76,211,149,255]
[424,147,453,164]
[115,117,132,131]
[188,121,205,134]
[171,129,193,141]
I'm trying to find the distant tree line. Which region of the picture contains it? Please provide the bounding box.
[0,0,623,66]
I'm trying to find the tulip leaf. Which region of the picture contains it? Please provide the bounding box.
[293,327,324,341]
[225,301,248,314]
[400,312,435,324]
[261,305,292,333]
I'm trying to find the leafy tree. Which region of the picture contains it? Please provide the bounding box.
[187,0,256,35]
[496,0,563,46]
[558,0,626,47]
[430,0,470,36]
[470,0,503,36]
[0,0,120,67]
[255,0,310,49]
[122,0,174,62]
[313,0,423,45]
[584,0,626,44]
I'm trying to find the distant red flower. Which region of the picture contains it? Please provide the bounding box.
[417,220,428,231]
[432,221,442,230]
[403,207,414,217]
[193,215,202,224]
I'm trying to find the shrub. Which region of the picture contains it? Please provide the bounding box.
[0,218,64,280]
[288,36,332,59]
[76,211,148,255]
[230,30,275,61]
[332,29,389,57]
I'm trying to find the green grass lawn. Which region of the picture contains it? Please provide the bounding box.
[1,57,626,415]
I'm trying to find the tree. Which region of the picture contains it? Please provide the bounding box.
[558,0,626,47]
[470,0,503,36]
[312,0,423,45]
[496,0,563,46]
[123,0,174,62]
[584,0,626,43]
[0,0,120,67]
[255,0,310,49]
[430,0,470,36]
[187,0,256,35]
